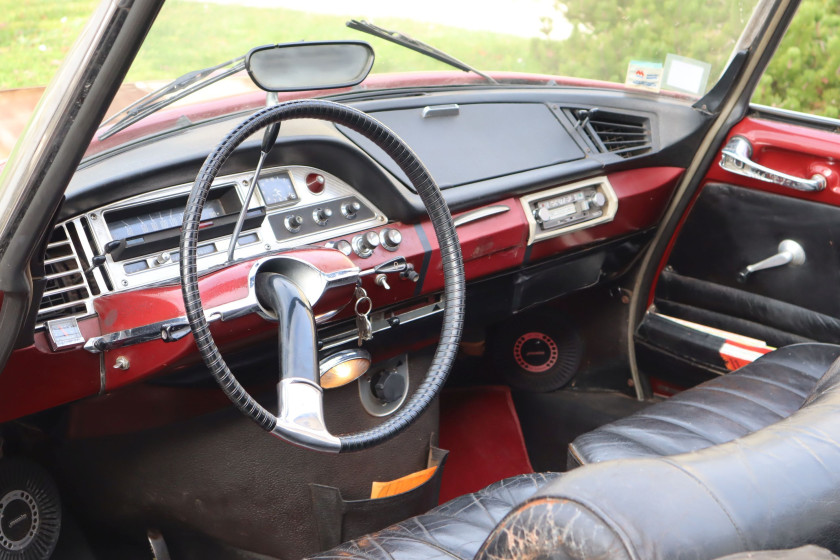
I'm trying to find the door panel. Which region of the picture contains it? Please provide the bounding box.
[639,116,840,386]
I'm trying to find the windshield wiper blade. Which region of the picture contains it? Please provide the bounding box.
[97,56,246,141]
[347,20,497,84]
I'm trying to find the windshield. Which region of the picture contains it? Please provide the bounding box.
[3,0,761,160]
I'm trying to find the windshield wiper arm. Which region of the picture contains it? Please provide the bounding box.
[97,56,246,141]
[347,20,497,84]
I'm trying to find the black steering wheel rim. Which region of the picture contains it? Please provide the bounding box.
[180,99,465,452]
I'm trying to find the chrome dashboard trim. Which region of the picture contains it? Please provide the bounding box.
[83,255,360,353]
[519,176,618,245]
[453,205,510,228]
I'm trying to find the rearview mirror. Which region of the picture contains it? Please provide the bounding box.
[245,41,375,92]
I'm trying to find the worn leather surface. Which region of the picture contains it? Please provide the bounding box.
[569,343,840,467]
[478,351,840,559]
[306,473,561,560]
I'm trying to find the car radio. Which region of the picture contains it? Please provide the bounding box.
[519,177,618,244]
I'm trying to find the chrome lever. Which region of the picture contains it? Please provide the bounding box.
[720,136,826,192]
[738,239,805,282]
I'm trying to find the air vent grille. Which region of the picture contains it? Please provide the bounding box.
[36,224,95,325]
[568,108,652,158]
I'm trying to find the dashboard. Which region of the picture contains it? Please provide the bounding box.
[3,87,709,424]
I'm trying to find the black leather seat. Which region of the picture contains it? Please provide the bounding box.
[307,473,561,560]
[311,343,840,559]
[569,343,840,467]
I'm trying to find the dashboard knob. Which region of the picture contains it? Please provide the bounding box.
[284,214,303,233]
[155,251,171,265]
[334,239,352,256]
[313,207,333,226]
[536,207,551,223]
[352,231,379,258]
[306,173,325,194]
[591,192,607,207]
[342,201,362,219]
[380,228,402,251]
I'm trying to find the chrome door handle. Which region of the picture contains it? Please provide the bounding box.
[737,239,806,282]
[720,136,826,192]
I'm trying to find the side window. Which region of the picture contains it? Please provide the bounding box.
[752,1,840,118]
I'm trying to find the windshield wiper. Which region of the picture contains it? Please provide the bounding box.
[347,20,497,84]
[97,56,246,141]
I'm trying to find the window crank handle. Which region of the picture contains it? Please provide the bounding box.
[738,239,805,283]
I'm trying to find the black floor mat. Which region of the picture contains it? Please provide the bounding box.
[512,389,654,472]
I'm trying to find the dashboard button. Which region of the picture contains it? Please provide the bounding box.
[380,228,402,251]
[284,214,303,233]
[352,231,380,258]
[334,239,353,256]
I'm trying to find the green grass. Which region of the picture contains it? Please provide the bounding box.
[0,0,98,89]
[0,0,543,90]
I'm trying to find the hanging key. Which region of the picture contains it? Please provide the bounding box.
[354,285,374,346]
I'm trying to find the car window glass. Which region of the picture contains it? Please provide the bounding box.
[752,0,840,118]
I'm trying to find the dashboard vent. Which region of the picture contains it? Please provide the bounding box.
[36,224,95,325]
[568,108,652,158]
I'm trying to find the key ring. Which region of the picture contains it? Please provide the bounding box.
[355,296,372,316]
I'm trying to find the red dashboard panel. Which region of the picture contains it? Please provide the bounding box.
[0,168,681,423]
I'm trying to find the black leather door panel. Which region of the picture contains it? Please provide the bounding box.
[666,183,840,317]
[641,182,840,382]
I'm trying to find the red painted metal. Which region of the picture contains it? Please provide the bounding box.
[0,170,682,421]
[527,167,683,262]
[0,317,101,424]
[86,71,690,159]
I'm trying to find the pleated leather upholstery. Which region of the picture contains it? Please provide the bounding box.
[568,343,840,467]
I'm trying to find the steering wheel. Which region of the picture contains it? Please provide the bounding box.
[179,99,465,453]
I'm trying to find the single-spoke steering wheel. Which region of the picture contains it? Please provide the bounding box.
[180,99,465,453]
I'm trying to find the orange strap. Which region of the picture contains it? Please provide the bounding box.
[370,466,437,499]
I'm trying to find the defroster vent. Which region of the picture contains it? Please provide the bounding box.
[568,108,652,159]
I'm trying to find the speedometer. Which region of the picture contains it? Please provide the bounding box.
[107,199,226,239]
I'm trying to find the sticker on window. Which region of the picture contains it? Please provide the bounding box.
[663,54,712,96]
[625,61,662,93]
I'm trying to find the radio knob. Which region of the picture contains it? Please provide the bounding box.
[284,214,303,233]
[352,231,380,258]
[380,228,402,251]
[591,192,606,207]
[536,207,551,223]
[155,252,171,265]
[342,201,362,219]
[313,207,333,226]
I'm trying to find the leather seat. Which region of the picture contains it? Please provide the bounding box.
[307,473,561,560]
[311,343,840,559]
[569,343,840,467]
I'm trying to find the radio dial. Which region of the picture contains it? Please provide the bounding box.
[591,192,606,207]
[536,207,551,223]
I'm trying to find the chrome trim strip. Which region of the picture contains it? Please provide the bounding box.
[453,205,510,228]
[84,255,360,353]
